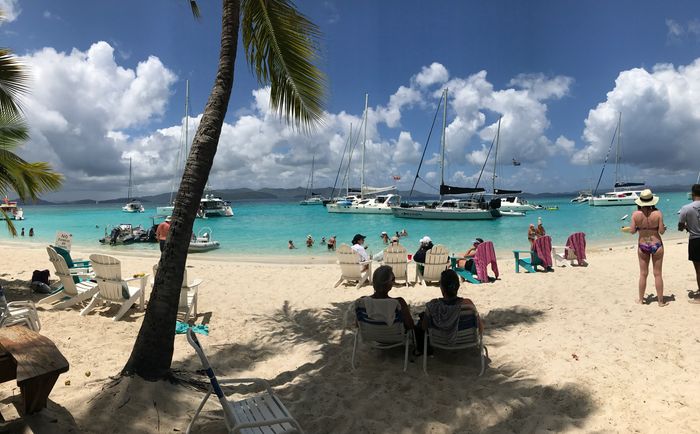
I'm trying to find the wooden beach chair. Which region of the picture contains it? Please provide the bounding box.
[41,249,99,310]
[334,244,372,289]
[152,264,202,322]
[417,244,449,285]
[185,329,304,434]
[381,244,409,287]
[351,297,413,372]
[553,232,588,267]
[423,306,487,376]
[80,254,148,321]
[48,245,92,274]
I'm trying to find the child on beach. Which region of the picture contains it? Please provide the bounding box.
[625,189,667,307]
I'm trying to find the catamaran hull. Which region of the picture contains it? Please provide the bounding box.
[391,207,498,220]
[589,197,637,206]
[326,204,394,214]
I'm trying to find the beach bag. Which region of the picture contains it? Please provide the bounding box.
[31,269,50,285]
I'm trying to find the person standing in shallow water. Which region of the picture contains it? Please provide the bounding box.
[625,189,667,307]
[28,228,34,237]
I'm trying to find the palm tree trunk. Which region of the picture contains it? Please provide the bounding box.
[123,0,240,380]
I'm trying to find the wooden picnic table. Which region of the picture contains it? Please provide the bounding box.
[0,326,69,415]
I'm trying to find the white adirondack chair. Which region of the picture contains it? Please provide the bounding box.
[334,244,372,289]
[80,254,148,321]
[152,264,202,322]
[423,306,487,376]
[41,247,99,310]
[0,300,41,332]
[382,244,409,287]
[417,244,449,285]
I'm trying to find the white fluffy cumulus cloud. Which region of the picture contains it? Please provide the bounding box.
[19,41,176,193]
[573,59,700,178]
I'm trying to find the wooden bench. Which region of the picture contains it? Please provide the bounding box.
[0,326,69,415]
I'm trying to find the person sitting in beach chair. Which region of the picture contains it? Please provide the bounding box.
[457,238,483,272]
[414,270,484,359]
[413,236,434,275]
[351,266,415,370]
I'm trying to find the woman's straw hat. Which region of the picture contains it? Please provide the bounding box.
[634,189,659,207]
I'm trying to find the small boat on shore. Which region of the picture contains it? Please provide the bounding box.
[189,228,220,253]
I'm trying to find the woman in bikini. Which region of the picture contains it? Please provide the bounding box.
[627,189,667,306]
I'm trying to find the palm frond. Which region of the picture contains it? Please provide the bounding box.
[189,0,201,19]
[0,48,29,117]
[0,111,29,149]
[242,0,326,131]
[0,207,17,236]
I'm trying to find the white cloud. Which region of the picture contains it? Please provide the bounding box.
[508,73,573,100]
[573,58,700,180]
[414,62,449,88]
[666,18,684,39]
[0,0,19,23]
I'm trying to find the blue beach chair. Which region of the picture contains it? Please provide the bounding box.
[450,256,480,284]
[49,245,92,273]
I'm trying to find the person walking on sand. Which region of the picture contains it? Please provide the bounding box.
[156,217,171,252]
[678,183,700,304]
[625,189,667,306]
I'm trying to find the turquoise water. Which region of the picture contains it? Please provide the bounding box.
[1,192,691,257]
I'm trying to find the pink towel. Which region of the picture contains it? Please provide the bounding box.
[565,232,586,265]
[533,235,553,268]
[474,241,499,282]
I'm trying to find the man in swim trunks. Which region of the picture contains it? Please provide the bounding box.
[628,189,667,307]
[678,183,700,304]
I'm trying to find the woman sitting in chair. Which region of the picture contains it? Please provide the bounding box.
[457,238,483,271]
[414,269,483,355]
[356,265,415,331]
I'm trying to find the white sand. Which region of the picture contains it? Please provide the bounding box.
[1,239,699,433]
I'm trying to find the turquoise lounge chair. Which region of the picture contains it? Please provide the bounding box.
[450,257,480,284]
[512,249,543,273]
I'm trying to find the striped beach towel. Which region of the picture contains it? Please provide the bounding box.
[534,235,553,268]
[565,232,587,265]
[474,241,499,282]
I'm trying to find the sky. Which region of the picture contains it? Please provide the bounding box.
[2,0,700,200]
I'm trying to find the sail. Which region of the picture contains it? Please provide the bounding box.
[494,188,522,195]
[362,185,396,195]
[440,184,485,195]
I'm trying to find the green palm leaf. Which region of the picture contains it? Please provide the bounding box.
[241,0,326,130]
[0,48,29,117]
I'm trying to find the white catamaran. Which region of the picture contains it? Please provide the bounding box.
[590,113,652,207]
[392,88,500,220]
[122,158,145,213]
[327,94,399,214]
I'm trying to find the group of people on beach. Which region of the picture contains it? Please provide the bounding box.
[623,185,700,306]
[289,234,336,250]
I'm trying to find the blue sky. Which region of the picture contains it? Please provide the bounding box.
[3,0,700,200]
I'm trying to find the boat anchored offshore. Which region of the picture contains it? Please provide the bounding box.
[393,88,500,221]
[198,193,234,218]
[0,197,24,220]
[122,158,145,213]
[99,223,156,245]
[590,113,652,207]
[189,227,220,253]
[300,155,326,205]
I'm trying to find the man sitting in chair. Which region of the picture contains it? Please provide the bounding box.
[414,269,483,355]
[351,233,370,271]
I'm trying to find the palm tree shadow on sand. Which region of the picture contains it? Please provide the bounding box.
[168,302,596,434]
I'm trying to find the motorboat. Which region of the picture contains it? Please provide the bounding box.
[188,227,221,253]
[498,196,540,212]
[198,194,234,218]
[499,210,526,217]
[570,190,592,203]
[122,200,145,213]
[99,223,156,245]
[0,197,24,220]
[327,193,400,214]
[392,198,500,220]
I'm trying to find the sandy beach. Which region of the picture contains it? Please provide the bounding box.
[1,239,699,433]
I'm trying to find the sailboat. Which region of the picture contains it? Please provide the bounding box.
[487,117,538,213]
[299,155,325,205]
[391,88,500,220]
[122,158,145,213]
[327,94,400,214]
[590,113,651,207]
[155,81,234,218]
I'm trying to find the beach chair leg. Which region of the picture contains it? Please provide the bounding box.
[478,343,486,376]
[113,294,140,321]
[38,291,64,306]
[351,331,359,369]
[185,389,213,434]
[333,277,344,288]
[79,295,101,317]
[422,335,428,375]
[403,332,410,372]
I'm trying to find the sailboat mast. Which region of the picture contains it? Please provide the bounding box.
[127,157,133,200]
[310,155,315,193]
[614,112,621,186]
[361,93,368,199]
[440,88,447,200]
[492,117,501,193]
[346,123,352,195]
